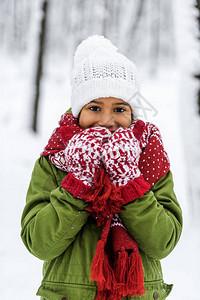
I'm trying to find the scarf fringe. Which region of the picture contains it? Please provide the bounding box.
[91,240,117,296]
[92,228,145,299]
[114,247,128,297]
[114,247,128,284]
[127,252,146,296]
[91,216,116,291]
[93,247,145,300]
[113,247,145,298]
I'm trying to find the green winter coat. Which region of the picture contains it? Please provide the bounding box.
[21,156,182,300]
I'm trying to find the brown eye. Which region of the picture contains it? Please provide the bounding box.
[114,107,126,113]
[89,106,101,112]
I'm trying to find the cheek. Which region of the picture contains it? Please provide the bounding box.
[78,111,86,128]
[115,113,132,127]
[78,111,96,128]
[79,114,87,128]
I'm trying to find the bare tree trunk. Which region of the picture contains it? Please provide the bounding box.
[126,0,146,58]
[32,0,49,132]
[129,0,145,35]
[195,0,200,114]
[195,74,200,114]
[150,0,160,74]
[102,0,109,36]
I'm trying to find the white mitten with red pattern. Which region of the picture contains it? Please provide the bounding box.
[63,127,111,187]
[102,123,151,202]
[102,125,142,187]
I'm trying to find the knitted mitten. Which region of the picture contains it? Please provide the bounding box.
[61,127,111,198]
[102,122,150,202]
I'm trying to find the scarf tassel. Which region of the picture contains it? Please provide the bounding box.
[114,247,145,298]
[91,240,117,299]
[114,246,128,297]
[91,243,145,300]
[127,251,146,296]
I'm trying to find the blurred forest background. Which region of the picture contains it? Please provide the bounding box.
[0,0,198,127]
[0,0,200,299]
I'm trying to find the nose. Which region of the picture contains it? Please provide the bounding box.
[97,112,115,128]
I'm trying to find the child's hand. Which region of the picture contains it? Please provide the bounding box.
[102,125,142,186]
[64,127,111,187]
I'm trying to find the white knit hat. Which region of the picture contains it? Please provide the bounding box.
[71,35,140,118]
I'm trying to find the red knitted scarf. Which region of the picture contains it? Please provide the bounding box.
[41,113,170,300]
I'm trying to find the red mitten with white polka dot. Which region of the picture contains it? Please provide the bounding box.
[61,127,111,199]
[138,122,170,186]
[102,122,151,202]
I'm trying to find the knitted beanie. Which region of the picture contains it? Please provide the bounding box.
[71,35,140,118]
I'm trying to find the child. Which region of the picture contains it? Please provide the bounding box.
[21,35,183,300]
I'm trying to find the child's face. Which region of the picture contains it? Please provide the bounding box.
[79,97,132,132]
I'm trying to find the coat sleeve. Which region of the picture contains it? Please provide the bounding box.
[119,170,183,260]
[21,156,89,261]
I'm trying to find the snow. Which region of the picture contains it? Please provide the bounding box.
[0,0,200,299]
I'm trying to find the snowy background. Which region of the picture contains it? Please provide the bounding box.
[0,0,200,299]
